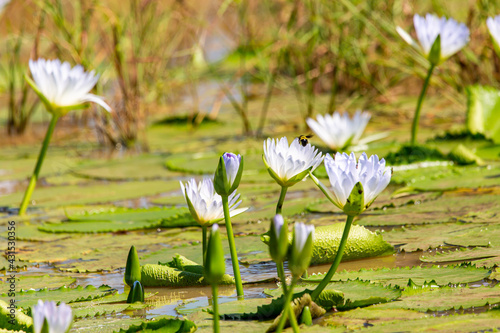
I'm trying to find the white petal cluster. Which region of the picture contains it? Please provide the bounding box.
[272,214,284,239]
[33,300,72,333]
[29,58,110,112]
[306,111,371,151]
[487,15,500,46]
[180,178,242,225]
[293,223,314,253]
[263,137,323,185]
[222,152,241,187]
[324,152,391,208]
[396,14,469,61]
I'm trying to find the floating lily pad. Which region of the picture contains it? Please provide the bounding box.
[445,223,500,247]
[141,255,234,287]
[0,275,76,294]
[70,292,151,318]
[1,180,180,208]
[302,264,492,288]
[359,309,500,333]
[39,220,163,233]
[1,285,116,310]
[421,247,500,267]
[376,284,500,312]
[72,315,193,333]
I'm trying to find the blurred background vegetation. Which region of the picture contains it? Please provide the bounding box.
[1,0,500,150]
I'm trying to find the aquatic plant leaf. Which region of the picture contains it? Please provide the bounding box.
[359,309,500,333]
[0,275,76,294]
[445,223,500,247]
[38,220,162,233]
[67,206,191,224]
[421,247,500,267]
[323,307,426,331]
[72,315,191,333]
[0,299,33,331]
[302,263,491,288]
[187,309,270,333]
[141,255,234,287]
[116,317,197,332]
[466,85,500,143]
[308,223,394,265]
[1,285,116,310]
[376,284,500,312]
[1,180,180,208]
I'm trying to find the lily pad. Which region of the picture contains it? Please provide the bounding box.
[72,315,194,333]
[38,220,163,233]
[1,285,116,310]
[376,284,500,312]
[0,275,76,294]
[421,247,500,267]
[302,264,492,288]
[141,255,234,287]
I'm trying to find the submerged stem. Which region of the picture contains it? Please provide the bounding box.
[222,195,244,299]
[410,64,435,146]
[19,115,59,216]
[310,215,354,301]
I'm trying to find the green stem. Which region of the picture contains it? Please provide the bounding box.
[19,115,59,216]
[222,196,244,299]
[276,186,288,215]
[276,261,288,295]
[311,215,354,301]
[410,64,435,146]
[211,284,220,333]
[275,277,297,333]
[202,225,208,267]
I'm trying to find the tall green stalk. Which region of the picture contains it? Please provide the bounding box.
[202,225,208,266]
[311,215,354,301]
[276,186,288,214]
[276,262,288,295]
[211,284,220,333]
[19,115,59,216]
[275,277,299,333]
[410,64,435,146]
[221,196,244,299]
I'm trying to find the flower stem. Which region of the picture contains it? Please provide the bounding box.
[202,225,208,267]
[276,186,288,215]
[275,277,298,333]
[310,215,354,301]
[410,64,435,146]
[19,115,59,216]
[222,195,244,299]
[211,283,220,333]
[276,261,288,295]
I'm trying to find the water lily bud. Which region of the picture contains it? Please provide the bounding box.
[205,224,226,284]
[263,137,323,187]
[214,152,244,196]
[127,280,144,303]
[487,15,500,47]
[301,306,313,326]
[268,214,289,263]
[289,223,314,278]
[32,300,72,333]
[124,245,141,287]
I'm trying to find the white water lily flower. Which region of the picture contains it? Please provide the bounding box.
[323,152,391,211]
[28,58,110,115]
[180,178,246,225]
[263,137,323,187]
[306,111,372,151]
[487,15,500,46]
[396,14,469,63]
[33,300,72,333]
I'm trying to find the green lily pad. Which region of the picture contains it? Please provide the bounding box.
[466,85,500,144]
[2,224,70,242]
[38,220,163,233]
[359,309,500,333]
[309,223,394,265]
[141,255,234,287]
[421,247,500,267]
[445,223,500,247]
[117,317,197,332]
[1,285,116,310]
[0,275,76,294]
[72,315,193,333]
[302,264,492,288]
[376,284,500,312]
[70,292,151,318]
[1,180,180,208]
